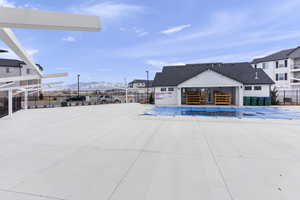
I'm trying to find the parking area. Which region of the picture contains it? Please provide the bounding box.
[1,104,300,200]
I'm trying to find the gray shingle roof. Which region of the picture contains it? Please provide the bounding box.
[153,62,274,87]
[0,59,25,67]
[252,47,299,63]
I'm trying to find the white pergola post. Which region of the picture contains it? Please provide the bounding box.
[236,86,244,107]
[126,88,128,103]
[177,87,182,105]
[8,88,13,117]
[24,90,28,110]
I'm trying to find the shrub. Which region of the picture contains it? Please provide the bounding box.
[61,102,68,107]
[271,87,279,105]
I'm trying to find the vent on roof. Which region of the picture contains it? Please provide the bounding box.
[255,71,259,80]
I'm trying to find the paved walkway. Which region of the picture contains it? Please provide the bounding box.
[0,104,300,200]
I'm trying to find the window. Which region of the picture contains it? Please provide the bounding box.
[285,60,288,67]
[254,64,257,69]
[276,61,279,68]
[168,88,174,91]
[26,69,31,74]
[6,67,10,73]
[262,63,267,69]
[285,73,288,80]
[276,73,288,81]
[254,86,262,90]
[161,88,167,92]
[245,86,252,91]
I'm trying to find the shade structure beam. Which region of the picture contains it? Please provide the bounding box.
[0,7,101,32]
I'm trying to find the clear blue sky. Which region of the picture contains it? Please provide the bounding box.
[1,0,300,84]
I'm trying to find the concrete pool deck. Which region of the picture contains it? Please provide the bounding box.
[1,104,300,200]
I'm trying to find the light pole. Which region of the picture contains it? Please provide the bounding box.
[77,74,80,97]
[146,70,149,104]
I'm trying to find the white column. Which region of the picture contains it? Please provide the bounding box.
[177,87,182,105]
[8,89,13,117]
[125,88,128,103]
[237,86,244,107]
[24,90,28,110]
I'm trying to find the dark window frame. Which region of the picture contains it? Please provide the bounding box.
[254,86,262,91]
[161,88,167,92]
[285,60,288,67]
[168,88,174,91]
[285,73,288,80]
[245,86,252,91]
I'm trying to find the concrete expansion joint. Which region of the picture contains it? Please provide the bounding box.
[195,120,235,200]
[0,188,67,200]
[106,121,165,200]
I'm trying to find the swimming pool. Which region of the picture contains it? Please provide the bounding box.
[144,106,300,120]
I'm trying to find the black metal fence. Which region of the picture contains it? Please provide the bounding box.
[0,96,8,118]
[0,96,22,118]
[0,92,154,118]
[277,89,300,105]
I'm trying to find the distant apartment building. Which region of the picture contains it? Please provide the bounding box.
[128,79,154,103]
[0,58,43,87]
[252,47,300,90]
[128,79,153,89]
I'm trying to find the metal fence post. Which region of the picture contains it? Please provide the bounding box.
[296,89,299,105]
[283,90,286,105]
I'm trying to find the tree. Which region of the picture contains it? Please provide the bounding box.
[149,93,154,104]
[270,87,279,105]
[39,92,44,100]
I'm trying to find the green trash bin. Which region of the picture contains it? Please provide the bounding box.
[258,97,264,106]
[251,97,257,106]
[244,97,251,106]
[264,97,271,106]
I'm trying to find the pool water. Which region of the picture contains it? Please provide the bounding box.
[144,106,300,120]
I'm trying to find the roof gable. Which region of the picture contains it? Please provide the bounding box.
[178,69,242,87]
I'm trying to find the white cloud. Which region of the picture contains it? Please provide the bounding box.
[0,0,38,9]
[146,59,185,69]
[27,48,39,57]
[56,67,73,71]
[62,36,76,42]
[161,24,191,35]
[0,0,15,7]
[97,68,112,72]
[74,2,144,20]
[120,27,149,37]
[0,47,39,60]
